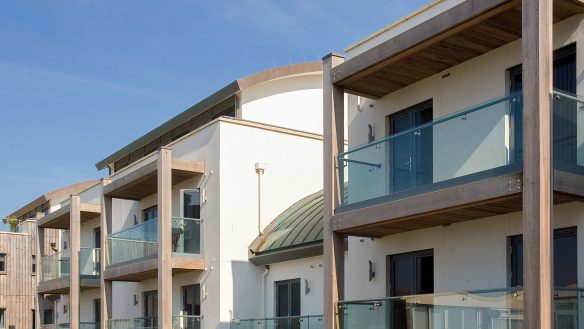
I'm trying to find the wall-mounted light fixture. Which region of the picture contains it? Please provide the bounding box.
[134,294,138,306]
[63,305,67,314]
[133,215,138,225]
[369,260,376,282]
[305,279,311,295]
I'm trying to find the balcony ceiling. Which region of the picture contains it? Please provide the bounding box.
[104,159,205,200]
[36,203,101,229]
[332,0,584,98]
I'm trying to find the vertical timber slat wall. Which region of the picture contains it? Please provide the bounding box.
[522,0,554,328]
[323,53,345,329]
[0,225,36,328]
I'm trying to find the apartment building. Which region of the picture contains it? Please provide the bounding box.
[95,62,325,329]
[322,0,584,329]
[3,180,99,329]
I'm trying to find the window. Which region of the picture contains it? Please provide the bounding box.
[143,206,157,222]
[0,309,5,328]
[510,227,577,287]
[93,299,101,324]
[32,255,36,274]
[143,290,158,318]
[275,279,301,317]
[94,227,101,249]
[182,285,201,316]
[181,190,201,219]
[388,249,434,297]
[0,254,6,273]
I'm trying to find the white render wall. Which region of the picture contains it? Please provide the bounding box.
[346,203,584,300]
[263,257,325,318]
[241,73,323,135]
[218,121,323,327]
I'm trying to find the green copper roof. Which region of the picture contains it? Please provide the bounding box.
[250,190,323,257]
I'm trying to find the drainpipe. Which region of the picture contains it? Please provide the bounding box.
[255,163,267,235]
[261,265,270,318]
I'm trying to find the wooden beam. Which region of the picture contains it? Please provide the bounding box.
[334,172,523,232]
[70,195,81,329]
[103,161,157,198]
[158,147,172,328]
[100,179,112,329]
[323,53,345,329]
[522,0,553,328]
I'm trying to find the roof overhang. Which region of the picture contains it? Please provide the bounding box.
[36,203,101,229]
[104,159,204,200]
[332,0,584,98]
[7,180,99,219]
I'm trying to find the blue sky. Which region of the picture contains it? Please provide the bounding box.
[0,0,427,224]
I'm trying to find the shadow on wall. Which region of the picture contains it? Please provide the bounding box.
[231,260,264,321]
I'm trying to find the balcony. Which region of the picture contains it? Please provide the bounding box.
[231,315,324,329]
[80,323,100,329]
[334,91,584,236]
[40,324,69,329]
[338,288,583,329]
[38,248,101,294]
[107,316,202,329]
[104,217,204,281]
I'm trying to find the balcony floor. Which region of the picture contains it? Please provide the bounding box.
[104,256,205,281]
[334,168,584,237]
[37,277,100,294]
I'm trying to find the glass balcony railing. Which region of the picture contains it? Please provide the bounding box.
[107,317,157,329]
[107,220,158,266]
[172,315,203,329]
[230,315,324,329]
[41,250,71,282]
[339,92,523,208]
[171,217,203,256]
[338,288,583,329]
[107,217,203,266]
[79,247,101,278]
[80,323,100,329]
[552,90,584,171]
[40,324,70,329]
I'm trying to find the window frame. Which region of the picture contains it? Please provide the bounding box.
[142,206,158,223]
[274,278,301,318]
[0,308,5,328]
[0,254,6,274]
[180,189,201,219]
[32,255,36,275]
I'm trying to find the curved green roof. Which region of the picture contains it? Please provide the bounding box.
[249,190,323,262]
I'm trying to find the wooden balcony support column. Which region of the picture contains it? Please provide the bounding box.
[323,53,345,329]
[70,195,81,329]
[100,178,112,329]
[158,147,173,328]
[522,0,553,328]
[36,221,45,328]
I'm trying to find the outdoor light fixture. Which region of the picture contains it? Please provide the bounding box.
[134,294,138,306]
[305,279,310,295]
[369,260,376,282]
[63,305,67,314]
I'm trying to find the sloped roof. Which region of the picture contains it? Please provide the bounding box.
[249,190,323,265]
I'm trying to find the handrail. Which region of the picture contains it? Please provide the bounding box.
[339,91,522,157]
[107,219,157,238]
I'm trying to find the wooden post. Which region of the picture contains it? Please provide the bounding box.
[70,195,81,329]
[522,0,553,328]
[158,147,173,328]
[100,179,112,329]
[36,224,45,328]
[323,53,345,329]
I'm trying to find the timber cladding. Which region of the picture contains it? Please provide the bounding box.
[0,230,36,328]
